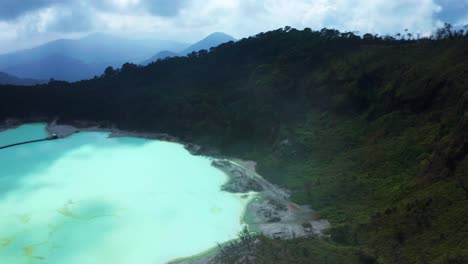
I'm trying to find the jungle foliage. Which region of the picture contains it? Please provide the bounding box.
[1,25,467,263]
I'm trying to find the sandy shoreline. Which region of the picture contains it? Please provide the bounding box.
[1,119,330,264]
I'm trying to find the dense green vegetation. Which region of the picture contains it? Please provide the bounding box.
[1,25,467,263]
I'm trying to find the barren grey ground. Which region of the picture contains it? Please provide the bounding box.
[171,160,330,264]
[1,118,330,264]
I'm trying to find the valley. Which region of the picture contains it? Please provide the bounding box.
[1,26,466,263]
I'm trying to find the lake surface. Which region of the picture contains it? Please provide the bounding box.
[0,124,248,264]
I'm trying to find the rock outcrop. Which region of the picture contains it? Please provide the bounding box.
[212,160,263,193]
[211,159,330,239]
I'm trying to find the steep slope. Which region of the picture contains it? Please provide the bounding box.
[0,72,45,86]
[181,32,235,55]
[0,27,467,263]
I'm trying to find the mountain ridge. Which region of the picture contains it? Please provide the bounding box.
[2,54,103,82]
[0,72,45,86]
[141,50,179,65]
[1,27,467,263]
[182,32,236,55]
[142,32,236,65]
[0,33,189,81]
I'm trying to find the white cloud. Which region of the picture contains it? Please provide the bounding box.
[0,0,456,53]
[163,0,444,39]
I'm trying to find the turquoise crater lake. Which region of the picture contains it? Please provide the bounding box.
[0,124,249,264]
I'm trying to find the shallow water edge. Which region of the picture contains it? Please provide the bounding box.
[0,119,330,264]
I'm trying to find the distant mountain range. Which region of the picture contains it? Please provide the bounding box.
[0,33,187,68]
[0,72,45,86]
[0,32,235,83]
[141,51,179,65]
[142,32,236,65]
[2,55,104,82]
[0,34,189,83]
[182,32,236,55]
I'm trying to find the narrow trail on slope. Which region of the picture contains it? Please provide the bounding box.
[215,159,331,239]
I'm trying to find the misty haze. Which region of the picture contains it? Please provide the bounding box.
[0,1,467,264]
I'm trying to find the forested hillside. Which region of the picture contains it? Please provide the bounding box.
[1,26,467,263]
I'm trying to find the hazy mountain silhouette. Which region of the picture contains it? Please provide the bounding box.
[141,50,179,65]
[1,27,467,263]
[0,32,234,81]
[0,72,45,86]
[0,33,189,81]
[182,32,236,55]
[2,54,103,82]
[143,32,235,64]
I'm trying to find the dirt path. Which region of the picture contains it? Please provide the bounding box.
[219,159,330,239]
[2,119,331,264]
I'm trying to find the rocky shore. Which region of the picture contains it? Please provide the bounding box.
[211,159,330,239]
[172,159,330,264]
[0,118,31,132]
[1,118,330,264]
[1,118,215,156]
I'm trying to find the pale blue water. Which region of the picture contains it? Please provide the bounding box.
[0,124,248,264]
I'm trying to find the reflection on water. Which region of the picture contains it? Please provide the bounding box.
[0,124,246,264]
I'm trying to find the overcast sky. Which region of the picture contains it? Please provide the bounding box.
[0,0,466,54]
